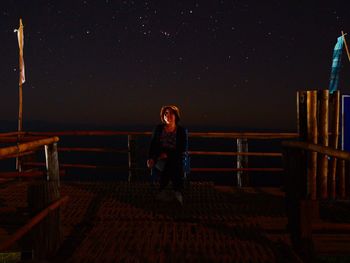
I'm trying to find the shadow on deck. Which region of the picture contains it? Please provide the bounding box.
[57,182,299,262]
[0,181,349,262]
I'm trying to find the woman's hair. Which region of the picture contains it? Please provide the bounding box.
[160,105,180,124]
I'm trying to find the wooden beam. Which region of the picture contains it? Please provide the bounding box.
[0,195,69,252]
[0,137,59,158]
[282,141,350,161]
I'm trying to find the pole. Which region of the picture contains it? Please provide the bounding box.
[16,18,25,171]
[307,91,318,200]
[328,91,340,199]
[17,18,25,133]
[317,90,329,199]
[18,84,23,133]
[341,31,350,63]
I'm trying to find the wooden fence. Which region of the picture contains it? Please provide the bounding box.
[0,137,68,260]
[297,90,341,199]
[0,131,298,186]
[282,140,349,261]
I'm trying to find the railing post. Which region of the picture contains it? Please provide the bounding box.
[282,146,316,261]
[338,159,346,199]
[297,91,307,139]
[28,142,61,260]
[236,138,249,187]
[128,135,137,182]
[45,142,60,185]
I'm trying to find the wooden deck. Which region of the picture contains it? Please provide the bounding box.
[0,180,349,262]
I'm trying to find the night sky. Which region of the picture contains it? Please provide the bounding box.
[1,1,350,131]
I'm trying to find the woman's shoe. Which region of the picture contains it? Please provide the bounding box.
[174,191,183,205]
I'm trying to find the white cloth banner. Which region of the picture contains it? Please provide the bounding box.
[14,19,25,85]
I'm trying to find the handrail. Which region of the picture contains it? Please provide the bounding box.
[0,136,48,143]
[0,137,59,159]
[0,131,297,181]
[191,167,283,172]
[0,195,69,252]
[0,135,63,257]
[189,132,298,139]
[2,130,298,139]
[189,151,282,157]
[282,141,350,161]
[58,147,128,153]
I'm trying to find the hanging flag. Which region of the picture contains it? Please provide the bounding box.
[329,36,344,93]
[14,18,25,85]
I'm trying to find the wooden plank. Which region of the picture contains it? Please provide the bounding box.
[189,151,282,157]
[307,90,318,200]
[282,141,350,161]
[329,91,340,199]
[8,130,299,139]
[313,222,350,233]
[58,147,127,153]
[190,167,283,172]
[313,234,350,254]
[24,162,129,171]
[0,195,69,252]
[318,90,329,199]
[0,137,59,158]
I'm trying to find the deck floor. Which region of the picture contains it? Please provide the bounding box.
[0,180,306,262]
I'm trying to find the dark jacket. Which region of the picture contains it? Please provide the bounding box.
[148,124,188,164]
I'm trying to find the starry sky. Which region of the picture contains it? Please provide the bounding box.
[1,1,350,131]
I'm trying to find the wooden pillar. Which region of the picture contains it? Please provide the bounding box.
[297,91,308,140]
[338,159,346,199]
[45,143,60,185]
[282,146,316,261]
[127,135,136,182]
[329,91,340,199]
[307,91,318,200]
[236,138,249,187]
[28,142,61,260]
[282,147,307,241]
[347,161,350,199]
[317,90,329,199]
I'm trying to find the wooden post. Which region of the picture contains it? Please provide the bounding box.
[342,31,350,62]
[282,146,316,261]
[347,161,350,199]
[16,81,23,173]
[282,147,307,242]
[45,143,60,184]
[317,90,329,199]
[298,200,317,261]
[28,142,61,260]
[307,91,318,200]
[297,91,308,140]
[127,135,136,182]
[16,18,25,172]
[15,59,23,173]
[338,159,346,199]
[236,138,249,187]
[329,91,340,199]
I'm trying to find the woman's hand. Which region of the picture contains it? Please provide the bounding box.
[147,159,155,168]
[159,152,168,159]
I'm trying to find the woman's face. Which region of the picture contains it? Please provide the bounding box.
[164,109,176,125]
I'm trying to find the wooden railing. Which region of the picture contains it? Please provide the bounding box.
[0,130,298,186]
[0,137,68,260]
[282,140,349,199]
[282,140,350,260]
